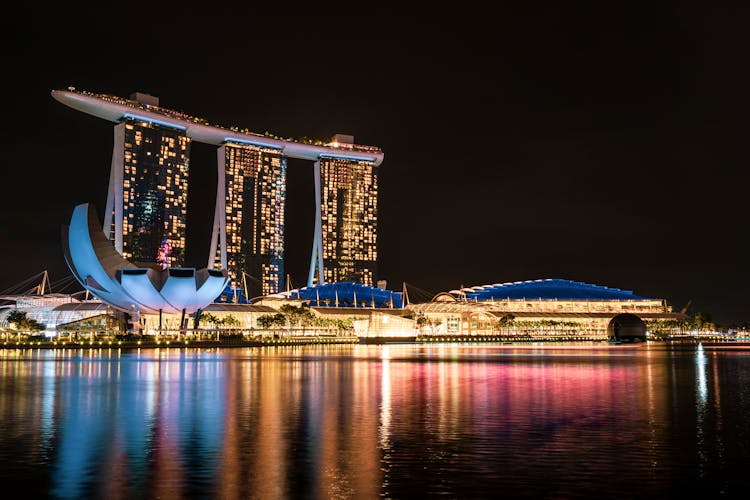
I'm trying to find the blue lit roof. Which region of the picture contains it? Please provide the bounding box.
[213,284,251,304]
[292,282,403,308]
[459,279,652,301]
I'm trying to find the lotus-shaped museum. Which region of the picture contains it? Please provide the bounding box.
[63,203,228,315]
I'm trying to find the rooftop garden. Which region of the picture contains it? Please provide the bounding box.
[66,88,382,153]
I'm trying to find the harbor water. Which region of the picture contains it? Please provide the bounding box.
[0,342,749,498]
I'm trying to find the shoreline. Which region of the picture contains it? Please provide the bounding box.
[0,336,360,350]
[1,336,742,350]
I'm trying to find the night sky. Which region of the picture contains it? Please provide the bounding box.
[1,3,747,324]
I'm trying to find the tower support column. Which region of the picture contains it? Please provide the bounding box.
[208,145,228,270]
[308,160,325,286]
[111,123,125,253]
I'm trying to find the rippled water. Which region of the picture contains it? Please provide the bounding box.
[1,343,749,498]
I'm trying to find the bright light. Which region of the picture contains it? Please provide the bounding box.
[224,137,282,149]
[122,113,186,131]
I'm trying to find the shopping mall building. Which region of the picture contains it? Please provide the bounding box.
[408,278,686,341]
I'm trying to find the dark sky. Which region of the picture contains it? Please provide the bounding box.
[1,2,748,324]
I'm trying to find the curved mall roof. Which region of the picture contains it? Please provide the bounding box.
[51,89,384,165]
[291,282,403,308]
[451,279,653,301]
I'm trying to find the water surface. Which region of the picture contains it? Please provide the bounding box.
[1,343,749,498]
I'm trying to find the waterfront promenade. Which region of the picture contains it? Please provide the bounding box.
[0,335,360,350]
[0,332,742,349]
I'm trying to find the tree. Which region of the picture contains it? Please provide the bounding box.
[497,313,515,327]
[692,312,715,331]
[223,315,240,327]
[412,312,428,328]
[7,310,27,327]
[7,311,43,332]
[200,313,220,327]
[337,318,354,330]
[257,315,277,329]
[257,313,287,329]
[272,314,287,327]
[279,304,315,327]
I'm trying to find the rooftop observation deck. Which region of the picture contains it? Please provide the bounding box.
[51,88,384,166]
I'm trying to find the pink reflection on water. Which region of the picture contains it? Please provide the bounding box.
[0,344,678,498]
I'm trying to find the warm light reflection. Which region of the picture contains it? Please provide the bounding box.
[2,344,746,498]
[379,351,392,451]
[697,343,708,404]
[381,345,390,360]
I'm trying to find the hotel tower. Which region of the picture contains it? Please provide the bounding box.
[103,93,191,269]
[308,138,378,287]
[52,89,384,294]
[208,141,287,297]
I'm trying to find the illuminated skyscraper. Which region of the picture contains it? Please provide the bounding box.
[209,141,286,296]
[308,135,378,287]
[103,95,191,268]
[52,89,385,293]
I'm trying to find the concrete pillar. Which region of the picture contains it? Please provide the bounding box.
[308,160,325,286]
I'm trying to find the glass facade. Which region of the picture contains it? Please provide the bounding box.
[218,143,286,296]
[118,119,190,268]
[319,157,378,286]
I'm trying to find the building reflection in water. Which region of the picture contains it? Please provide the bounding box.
[2,344,748,498]
[209,345,385,498]
[18,349,228,499]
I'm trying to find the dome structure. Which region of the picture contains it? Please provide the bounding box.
[63,203,228,315]
[291,282,403,308]
[451,278,651,302]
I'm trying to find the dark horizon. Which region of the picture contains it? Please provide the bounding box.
[1,3,748,324]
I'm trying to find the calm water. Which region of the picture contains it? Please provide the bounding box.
[1,342,749,499]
